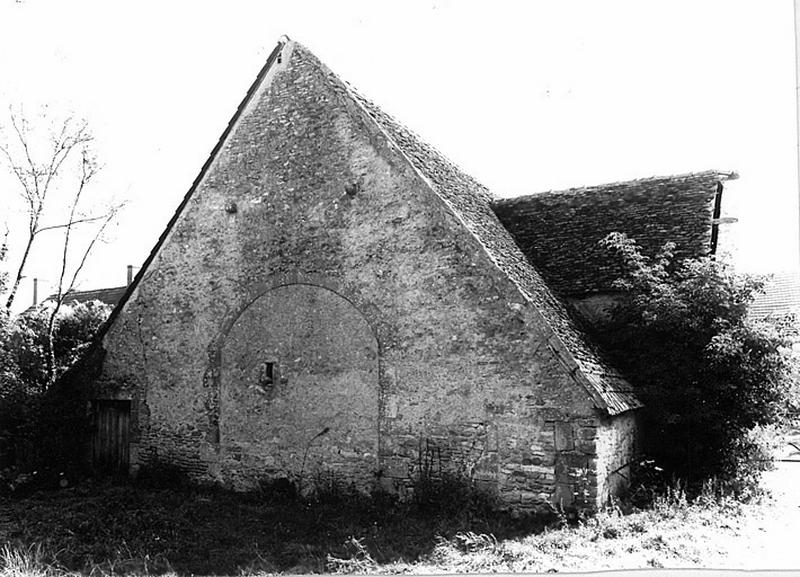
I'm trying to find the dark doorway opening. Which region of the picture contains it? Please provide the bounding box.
[92,399,131,474]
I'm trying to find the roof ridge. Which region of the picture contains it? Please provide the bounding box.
[494,169,738,205]
[39,285,128,303]
[62,285,128,295]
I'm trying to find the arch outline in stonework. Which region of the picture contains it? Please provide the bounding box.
[201,273,388,469]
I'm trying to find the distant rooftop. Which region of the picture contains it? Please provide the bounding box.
[750,270,800,320]
[58,286,128,308]
[22,266,135,315]
[24,286,128,315]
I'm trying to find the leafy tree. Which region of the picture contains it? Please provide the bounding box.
[0,236,26,469]
[592,233,793,492]
[11,300,111,391]
[0,299,110,472]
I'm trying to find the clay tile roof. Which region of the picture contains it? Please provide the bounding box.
[492,171,737,296]
[750,271,800,320]
[294,43,642,415]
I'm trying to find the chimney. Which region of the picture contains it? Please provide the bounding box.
[127,265,133,286]
[33,278,38,306]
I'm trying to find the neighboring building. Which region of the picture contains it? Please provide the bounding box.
[30,286,127,311]
[749,270,800,320]
[23,267,135,314]
[62,38,733,511]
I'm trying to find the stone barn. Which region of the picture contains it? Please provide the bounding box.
[69,38,736,511]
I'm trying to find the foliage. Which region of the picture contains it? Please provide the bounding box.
[0,543,60,577]
[405,438,499,519]
[0,299,110,476]
[134,461,195,491]
[0,242,24,470]
[326,537,377,574]
[592,233,795,491]
[11,300,110,391]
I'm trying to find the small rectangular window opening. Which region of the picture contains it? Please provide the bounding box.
[259,361,275,387]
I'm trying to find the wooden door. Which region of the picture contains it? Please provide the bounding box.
[92,400,131,474]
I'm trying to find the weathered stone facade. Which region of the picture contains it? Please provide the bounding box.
[78,39,642,511]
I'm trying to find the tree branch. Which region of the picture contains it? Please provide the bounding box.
[34,214,108,235]
[1,109,100,312]
[47,200,121,386]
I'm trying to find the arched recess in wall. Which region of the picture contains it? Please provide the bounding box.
[217,283,380,488]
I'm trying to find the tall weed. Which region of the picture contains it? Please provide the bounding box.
[0,544,60,577]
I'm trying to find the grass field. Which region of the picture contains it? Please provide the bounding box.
[0,474,794,576]
[0,477,554,575]
[2,429,798,575]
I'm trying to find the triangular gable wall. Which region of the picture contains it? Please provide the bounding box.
[97,38,639,416]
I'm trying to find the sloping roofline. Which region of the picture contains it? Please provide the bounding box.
[89,37,640,415]
[296,42,640,414]
[498,170,738,202]
[93,40,288,340]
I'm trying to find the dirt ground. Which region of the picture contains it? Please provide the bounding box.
[713,428,800,570]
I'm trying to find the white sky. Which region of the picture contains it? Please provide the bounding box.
[0,0,798,312]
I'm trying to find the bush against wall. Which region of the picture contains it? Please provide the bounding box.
[591,233,794,492]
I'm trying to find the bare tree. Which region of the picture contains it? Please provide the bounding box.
[0,107,122,385]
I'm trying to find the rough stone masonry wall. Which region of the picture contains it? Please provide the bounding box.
[595,411,641,505]
[88,41,623,510]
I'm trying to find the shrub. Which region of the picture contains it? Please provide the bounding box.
[325,537,377,574]
[0,300,110,472]
[11,300,111,391]
[592,233,794,493]
[407,439,498,519]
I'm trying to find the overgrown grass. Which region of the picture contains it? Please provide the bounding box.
[0,460,788,575]
[376,484,760,573]
[0,544,59,577]
[0,473,555,576]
